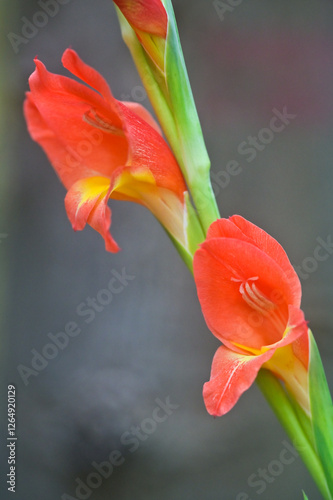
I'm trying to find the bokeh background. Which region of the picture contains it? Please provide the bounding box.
[1,0,333,499]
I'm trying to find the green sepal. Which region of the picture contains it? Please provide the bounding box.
[308,329,333,495]
[163,194,204,274]
[257,369,330,500]
[184,192,205,256]
[288,392,315,451]
[163,228,192,273]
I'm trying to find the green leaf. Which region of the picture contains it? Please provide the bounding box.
[308,330,333,496]
[302,491,309,500]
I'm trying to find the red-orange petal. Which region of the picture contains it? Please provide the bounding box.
[203,347,271,416]
[116,101,186,198]
[24,49,188,251]
[65,176,120,252]
[203,306,307,416]
[113,0,168,38]
[122,101,162,135]
[194,236,298,349]
[24,57,128,188]
[207,216,301,306]
[62,49,116,109]
[24,49,185,196]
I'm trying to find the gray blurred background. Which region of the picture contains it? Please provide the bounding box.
[1,0,333,499]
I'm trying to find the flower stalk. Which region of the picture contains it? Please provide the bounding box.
[114,0,220,234]
[257,369,332,500]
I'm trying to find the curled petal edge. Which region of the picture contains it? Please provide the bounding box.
[64,176,120,253]
[203,306,308,416]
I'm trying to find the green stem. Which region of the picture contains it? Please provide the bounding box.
[308,331,333,495]
[257,369,331,500]
[127,32,220,233]
[190,175,220,234]
[115,5,220,235]
[117,18,180,152]
[163,0,220,232]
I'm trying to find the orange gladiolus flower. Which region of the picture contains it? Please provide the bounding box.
[194,216,310,416]
[24,49,188,252]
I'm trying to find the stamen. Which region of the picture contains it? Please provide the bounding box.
[239,282,266,314]
[83,109,125,136]
[237,278,287,333]
[239,279,275,315]
[251,283,276,310]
